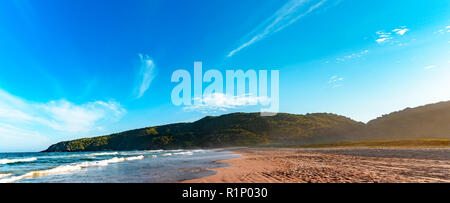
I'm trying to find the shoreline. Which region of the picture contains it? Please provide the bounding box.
[183,148,450,183]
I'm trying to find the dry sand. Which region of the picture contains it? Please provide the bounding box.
[183,148,450,183]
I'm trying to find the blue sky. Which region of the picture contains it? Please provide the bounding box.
[0,0,449,152]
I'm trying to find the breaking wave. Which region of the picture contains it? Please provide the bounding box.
[0,173,12,178]
[0,155,144,183]
[88,152,119,156]
[0,157,37,165]
[173,151,193,156]
[161,151,195,156]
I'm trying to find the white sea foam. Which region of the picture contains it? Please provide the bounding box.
[89,152,119,156]
[0,155,145,183]
[47,152,119,158]
[0,157,37,165]
[119,150,164,156]
[173,151,193,156]
[124,155,145,161]
[161,151,194,156]
[120,150,198,156]
[0,173,12,178]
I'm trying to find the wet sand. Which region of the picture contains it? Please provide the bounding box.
[183,148,450,183]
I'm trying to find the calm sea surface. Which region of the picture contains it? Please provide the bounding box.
[0,149,237,183]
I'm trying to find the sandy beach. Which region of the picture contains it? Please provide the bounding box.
[183,148,450,183]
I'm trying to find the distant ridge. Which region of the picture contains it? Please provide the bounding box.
[43,113,362,152]
[363,101,450,140]
[44,101,450,152]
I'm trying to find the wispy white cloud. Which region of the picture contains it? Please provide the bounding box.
[0,122,51,152]
[328,75,343,83]
[436,25,450,34]
[375,31,392,43]
[0,123,47,143]
[36,100,125,132]
[183,93,267,113]
[336,50,369,63]
[376,26,409,44]
[0,89,126,150]
[135,54,157,99]
[424,65,436,70]
[376,37,389,43]
[227,0,329,57]
[392,28,409,35]
[328,75,344,88]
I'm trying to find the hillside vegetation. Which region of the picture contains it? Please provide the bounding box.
[362,101,450,140]
[44,113,362,151]
[44,101,450,152]
[283,139,450,148]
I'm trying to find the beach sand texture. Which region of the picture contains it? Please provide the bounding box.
[184,148,450,183]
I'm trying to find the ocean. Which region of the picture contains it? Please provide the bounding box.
[0,149,237,183]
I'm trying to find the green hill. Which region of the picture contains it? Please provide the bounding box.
[362,101,450,140]
[43,113,363,152]
[43,101,450,152]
